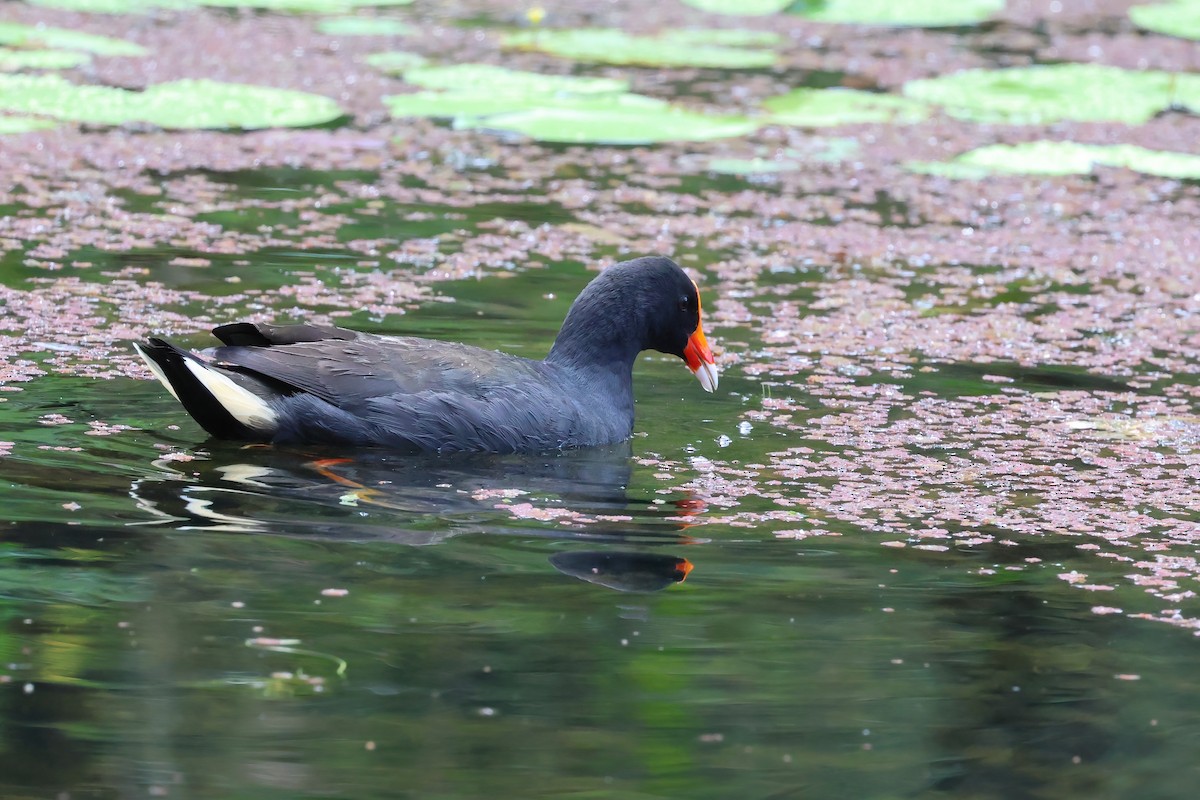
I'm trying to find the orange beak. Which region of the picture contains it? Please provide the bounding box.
[683,281,719,392]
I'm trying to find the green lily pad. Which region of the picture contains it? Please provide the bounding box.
[903,63,1200,124]
[679,0,794,14]
[0,23,147,57]
[364,51,428,72]
[0,75,344,129]
[909,141,1200,180]
[1130,0,1200,40]
[402,63,629,95]
[386,62,750,143]
[664,29,783,46]
[503,28,778,69]
[385,64,636,120]
[317,16,413,35]
[385,88,666,120]
[27,0,410,11]
[24,0,189,10]
[789,0,1004,26]
[0,48,92,71]
[0,115,58,133]
[198,0,413,11]
[764,87,930,126]
[460,105,759,144]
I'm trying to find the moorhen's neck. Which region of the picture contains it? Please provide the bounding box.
[545,277,647,373]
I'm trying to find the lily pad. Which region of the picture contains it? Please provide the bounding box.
[663,29,783,47]
[27,0,411,11]
[24,0,189,10]
[909,141,1200,180]
[789,0,1004,26]
[1130,0,1200,40]
[0,23,147,57]
[460,106,759,144]
[198,0,413,11]
[0,48,92,71]
[0,115,58,134]
[0,75,344,129]
[503,28,778,69]
[364,51,428,72]
[385,88,666,120]
[903,63,1200,124]
[679,0,794,14]
[764,87,930,126]
[317,17,413,36]
[401,63,629,95]
[385,62,751,143]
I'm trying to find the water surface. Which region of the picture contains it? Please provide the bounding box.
[2,255,1198,800]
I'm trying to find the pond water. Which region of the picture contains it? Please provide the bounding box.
[4,1,1200,797]
[3,228,1199,799]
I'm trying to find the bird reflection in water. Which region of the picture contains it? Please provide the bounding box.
[130,441,702,591]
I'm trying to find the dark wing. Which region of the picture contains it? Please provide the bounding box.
[206,323,549,413]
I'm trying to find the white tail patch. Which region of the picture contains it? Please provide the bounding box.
[183,358,279,432]
[133,342,181,402]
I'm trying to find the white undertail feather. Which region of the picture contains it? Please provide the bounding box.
[183,358,279,432]
[133,342,181,402]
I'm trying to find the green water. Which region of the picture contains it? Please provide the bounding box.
[0,256,1197,800]
[1,159,1199,799]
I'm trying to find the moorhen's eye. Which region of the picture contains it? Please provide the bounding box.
[678,295,690,313]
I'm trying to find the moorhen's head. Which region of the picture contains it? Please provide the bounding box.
[549,256,719,392]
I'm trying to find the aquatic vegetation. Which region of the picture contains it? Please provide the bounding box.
[904,63,1200,124]
[401,63,629,95]
[679,0,793,14]
[789,0,1004,26]
[0,114,57,132]
[1130,0,1200,39]
[384,63,758,143]
[363,51,427,72]
[459,105,760,144]
[316,16,413,35]
[503,28,779,69]
[909,141,1200,179]
[0,48,92,71]
[764,87,930,126]
[0,22,146,56]
[2,6,1200,795]
[0,75,344,128]
[26,0,413,11]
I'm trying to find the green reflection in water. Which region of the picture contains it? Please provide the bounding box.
[0,171,1198,800]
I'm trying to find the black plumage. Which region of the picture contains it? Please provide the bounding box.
[134,256,718,453]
